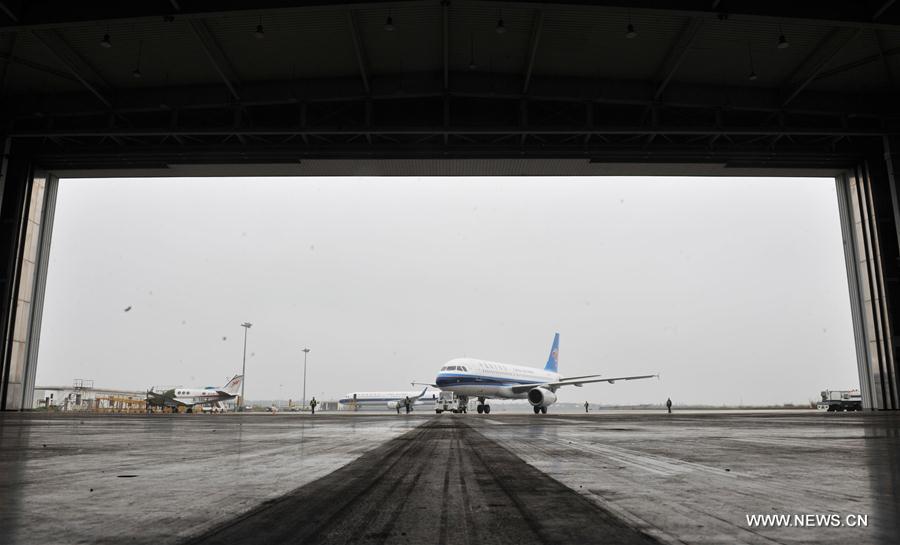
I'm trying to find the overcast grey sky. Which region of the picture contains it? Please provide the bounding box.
[35,176,858,405]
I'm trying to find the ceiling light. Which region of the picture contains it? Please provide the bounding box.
[133,40,143,79]
[254,24,265,39]
[384,15,395,31]
[625,23,637,39]
[746,42,757,81]
[100,33,112,48]
[496,18,506,34]
[777,34,790,49]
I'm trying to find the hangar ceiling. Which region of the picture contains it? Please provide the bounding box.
[0,0,898,168]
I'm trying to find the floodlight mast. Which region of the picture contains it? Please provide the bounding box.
[239,322,252,411]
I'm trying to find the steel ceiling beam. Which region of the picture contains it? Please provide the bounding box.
[187,19,241,102]
[522,10,544,94]
[9,125,890,139]
[874,0,897,20]
[31,29,112,108]
[873,30,897,90]
[2,1,900,34]
[442,0,449,91]
[346,10,370,95]
[0,1,18,24]
[814,41,900,82]
[780,27,861,107]
[0,32,15,91]
[8,72,894,121]
[0,50,79,84]
[653,17,703,101]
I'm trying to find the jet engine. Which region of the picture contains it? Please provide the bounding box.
[527,387,557,408]
[387,400,413,410]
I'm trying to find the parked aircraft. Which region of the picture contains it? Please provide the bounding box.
[338,386,437,411]
[420,334,657,414]
[146,375,243,413]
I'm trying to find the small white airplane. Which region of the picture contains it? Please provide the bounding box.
[147,375,243,413]
[338,387,438,412]
[420,333,657,414]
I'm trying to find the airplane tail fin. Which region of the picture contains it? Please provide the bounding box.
[544,333,560,373]
[222,375,243,395]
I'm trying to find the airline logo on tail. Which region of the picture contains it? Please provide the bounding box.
[544,333,560,373]
[222,375,243,395]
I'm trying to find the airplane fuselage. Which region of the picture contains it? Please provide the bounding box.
[171,388,236,406]
[435,358,558,400]
[338,390,438,406]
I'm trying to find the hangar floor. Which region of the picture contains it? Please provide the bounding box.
[0,412,897,544]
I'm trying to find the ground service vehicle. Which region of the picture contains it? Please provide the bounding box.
[435,391,466,414]
[817,389,862,411]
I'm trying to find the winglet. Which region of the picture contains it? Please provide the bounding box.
[544,333,560,373]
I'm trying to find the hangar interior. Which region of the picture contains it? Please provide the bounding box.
[0,0,899,410]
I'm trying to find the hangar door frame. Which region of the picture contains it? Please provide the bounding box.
[1,162,892,410]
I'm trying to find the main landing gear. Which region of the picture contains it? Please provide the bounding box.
[533,406,547,414]
[476,397,491,414]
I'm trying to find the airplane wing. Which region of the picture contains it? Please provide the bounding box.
[509,374,659,394]
[411,382,438,388]
[146,392,187,407]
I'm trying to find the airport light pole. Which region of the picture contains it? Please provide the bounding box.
[302,347,310,409]
[239,322,252,411]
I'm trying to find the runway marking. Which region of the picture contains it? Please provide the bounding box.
[479,418,508,425]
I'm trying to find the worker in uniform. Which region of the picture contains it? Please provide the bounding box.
[584,401,589,413]
[404,396,411,414]
[666,397,672,414]
[310,397,318,415]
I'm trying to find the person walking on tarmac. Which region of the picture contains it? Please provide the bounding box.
[310,397,318,415]
[584,401,589,413]
[396,402,401,414]
[404,396,412,414]
[666,397,672,414]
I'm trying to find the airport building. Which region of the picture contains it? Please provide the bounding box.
[33,381,146,412]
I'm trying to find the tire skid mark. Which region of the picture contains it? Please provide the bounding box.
[182,422,430,545]
[453,434,475,545]
[438,440,452,545]
[309,426,438,543]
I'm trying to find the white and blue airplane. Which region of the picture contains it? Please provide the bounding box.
[338,386,438,412]
[421,333,657,414]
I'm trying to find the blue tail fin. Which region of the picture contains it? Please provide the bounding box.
[544,333,560,373]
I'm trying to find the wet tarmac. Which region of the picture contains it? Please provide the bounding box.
[1,411,898,545]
